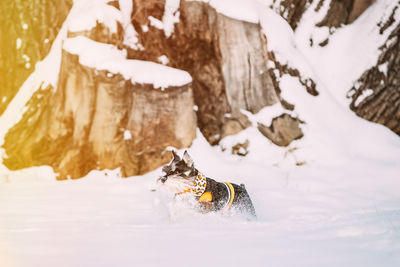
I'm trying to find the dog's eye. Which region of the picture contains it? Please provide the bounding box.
[162,166,169,173]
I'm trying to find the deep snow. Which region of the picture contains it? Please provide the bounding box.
[1,134,400,267]
[1,0,400,266]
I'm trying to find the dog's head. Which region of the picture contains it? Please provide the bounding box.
[158,150,198,194]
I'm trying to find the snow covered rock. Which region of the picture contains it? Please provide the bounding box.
[258,114,304,147]
[349,21,400,135]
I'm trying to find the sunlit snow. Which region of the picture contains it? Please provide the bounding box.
[0,1,399,267]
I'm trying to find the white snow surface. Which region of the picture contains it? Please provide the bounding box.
[63,36,192,88]
[1,131,400,267]
[1,1,400,266]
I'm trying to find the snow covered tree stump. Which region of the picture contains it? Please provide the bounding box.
[3,35,196,179]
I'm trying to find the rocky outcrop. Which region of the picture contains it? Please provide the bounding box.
[268,52,318,100]
[348,22,400,135]
[266,0,374,30]
[267,0,313,30]
[317,0,375,28]
[258,114,304,147]
[348,0,376,24]
[0,0,72,116]
[2,0,312,178]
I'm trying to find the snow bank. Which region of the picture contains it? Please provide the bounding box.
[1,1,400,266]
[259,6,318,84]
[63,36,192,88]
[1,131,400,267]
[295,0,400,107]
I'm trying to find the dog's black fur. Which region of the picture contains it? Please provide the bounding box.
[158,151,257,220]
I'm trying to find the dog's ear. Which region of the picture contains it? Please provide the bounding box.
[172,150,180,161]
[182,150,194,168]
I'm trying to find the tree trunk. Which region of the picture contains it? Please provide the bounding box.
[3,2,196,179]
[4,49,196,179]
[0,0,72,116]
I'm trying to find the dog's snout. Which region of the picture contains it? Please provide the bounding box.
[159,176,167,183]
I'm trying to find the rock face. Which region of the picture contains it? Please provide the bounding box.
[2,0,321,178]
[349,23,400,135]
[316,0,400,136]
[348,0,376,23]
[216,14,278,113]
[317,0,375,28]
[266,0,375,30]
[3,0,397,179]
[0,0,72,116]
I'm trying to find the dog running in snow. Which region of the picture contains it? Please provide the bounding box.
[157,151,257,220]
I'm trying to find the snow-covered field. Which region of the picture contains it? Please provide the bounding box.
[1,0,400,266]
[1,133,400,267]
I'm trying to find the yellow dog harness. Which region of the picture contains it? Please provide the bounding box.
[198,182,235,210]
[177,173,235,210]
[222,182,235,210]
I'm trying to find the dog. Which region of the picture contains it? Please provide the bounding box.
[157,150,257,220]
